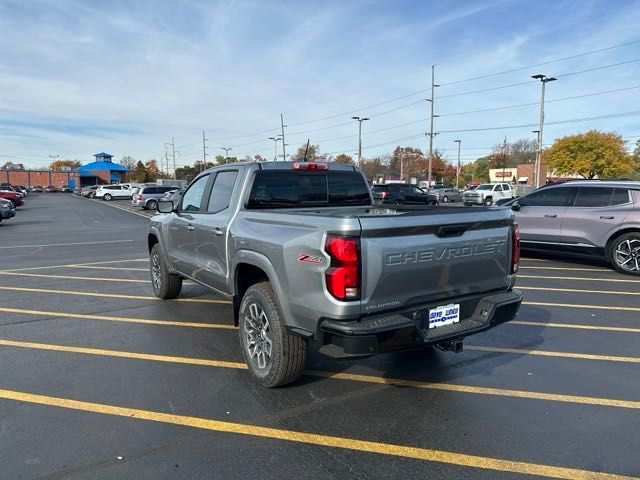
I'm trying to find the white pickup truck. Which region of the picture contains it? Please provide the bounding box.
[463,183,514,206]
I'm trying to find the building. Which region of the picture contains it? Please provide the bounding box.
[78,152,128,187]
[489,164,547,185]
[1,152,129,189]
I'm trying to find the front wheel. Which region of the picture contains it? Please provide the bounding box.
[609,233,640,276]
[239,282,307,387]
[428,200,438,206]
[150,244,183,299]
[484,197,493,206]
[442,196,448,203]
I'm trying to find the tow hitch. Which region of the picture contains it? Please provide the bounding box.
[435,339,464,353]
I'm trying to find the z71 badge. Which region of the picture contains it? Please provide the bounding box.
[297,254,323,265]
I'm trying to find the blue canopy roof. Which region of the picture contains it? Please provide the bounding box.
[80,161,128,172]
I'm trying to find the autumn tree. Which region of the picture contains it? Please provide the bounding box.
[290,143,327,162]
[543,130,634,179]
[49,159,80,170]
[130,161,147,182]
[359,157,390,181]
[215,155,239,164]
[145,159,161,181]
[334,153,354,164]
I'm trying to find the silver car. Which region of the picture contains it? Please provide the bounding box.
[132,185,179,210]
[430,186,463,203]
[510,181,640,275]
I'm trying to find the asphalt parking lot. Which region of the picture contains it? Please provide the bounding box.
[1,193,639,479]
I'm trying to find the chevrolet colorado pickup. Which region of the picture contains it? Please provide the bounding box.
[148,162,522,387]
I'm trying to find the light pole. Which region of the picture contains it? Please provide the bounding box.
[531,130,540,186]
[453,140,461,189]
[269,136,281,162]
[426,65,440,187]
[532,74,556,188]
[220,147,232,164]
[351,116,369,167]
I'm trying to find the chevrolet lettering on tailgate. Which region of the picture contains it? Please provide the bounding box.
[385,240,506,266]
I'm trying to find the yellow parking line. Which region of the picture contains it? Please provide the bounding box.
[524,301,640,312]
[0,240,134,250]
[519,274,640,284]
[520,286,638,296]
[4,258,148,272]
[519,266,610,273]
[66,265,148,272]
[466,345,640,364]
[1,338,639,411]
[0,390,633,480]
[0,286,232,304]
[0,307,235,330]
[0,272,150,283]
[512,320,640,334]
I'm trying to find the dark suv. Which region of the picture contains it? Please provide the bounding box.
[372,183,438,206]
[511,181,640,275]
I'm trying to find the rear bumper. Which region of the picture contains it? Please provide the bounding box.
[318,289,522,357]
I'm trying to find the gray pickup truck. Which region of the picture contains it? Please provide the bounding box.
[148,162,522,387]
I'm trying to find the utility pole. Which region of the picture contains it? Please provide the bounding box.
[280,114,287,160]
[351,116,370,167]
[269,136,281,162]
[171,137,177,179]
[454,140,461,189]
[202,131,208,173]
[532,74,557,188]
[426,65,440,188]
[220,147,232,164]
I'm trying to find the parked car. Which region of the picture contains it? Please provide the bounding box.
[80,185,100,198]
[510,181,640,275]
[14,185,28,197]
[61,185,73,193]
[463,183,514,206]
[95,184,135,201]
[371,183,438,205]
[132,185,179,210]
[149,161,521,387]
[163,188,184,205]
[0,198,16,223]
[0,185,23,198]
[0,190,24,207]
[31,185,44,193]
[45,185,58,192]
[429,185,463,203]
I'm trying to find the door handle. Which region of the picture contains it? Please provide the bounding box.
[186,224,195,231]
[600,216,614,220]
[544,214,557,218]
[214,227,224,236]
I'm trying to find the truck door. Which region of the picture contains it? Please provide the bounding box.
[168,174,211,275]
[195,169,240,293]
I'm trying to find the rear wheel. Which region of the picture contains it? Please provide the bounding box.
[428,200,438,206]
[150,244,183,299]
[146,199,158,211]
[239,282,307,387]
[442,195,449,203]
[609,233,640,276]
[103,193,112,201]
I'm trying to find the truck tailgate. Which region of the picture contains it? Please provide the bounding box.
[358,208,514,315]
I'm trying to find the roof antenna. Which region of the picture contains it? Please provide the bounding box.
[303,139,310,162]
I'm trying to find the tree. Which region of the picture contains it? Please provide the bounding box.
[508,139,537,164]
[119,156,137,171]
[145,159,161,181]
[290,143,325,162]
[359,157,390,181]
[49,159,80,170]
[254,154,266,162]
[334,153,354,164]
[131,161,147,182]
[632,139,640,179]
[215,155,239,164]
[543,130,634,179]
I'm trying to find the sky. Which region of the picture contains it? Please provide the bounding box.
[1,0,639,169]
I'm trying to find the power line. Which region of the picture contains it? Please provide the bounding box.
[440,39,640,86]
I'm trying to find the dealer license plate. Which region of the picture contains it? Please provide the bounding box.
[428,304,460,329]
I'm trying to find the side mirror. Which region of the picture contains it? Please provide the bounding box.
[157,200,175,213]
[511,200,521,211]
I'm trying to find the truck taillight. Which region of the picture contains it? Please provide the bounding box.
[511,223,520,274]
[325,235,360,301]
[379,191,389,198]
[292,162,328,171]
